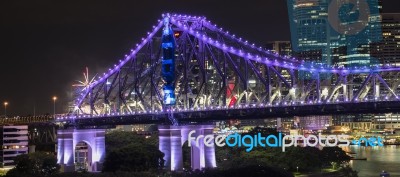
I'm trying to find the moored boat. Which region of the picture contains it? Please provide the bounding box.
[380,170,390,177]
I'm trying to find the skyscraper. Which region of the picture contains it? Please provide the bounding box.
[287,0,382,67]
[287,0,331,64]
[371,13,400,65]
[335,0,382,66]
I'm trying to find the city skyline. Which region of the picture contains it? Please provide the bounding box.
[1,1,400,176]
[1,0,400,116]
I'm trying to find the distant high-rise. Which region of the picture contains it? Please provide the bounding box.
[336,0,382,66]
[287,0,383,67]
[371,13,400,65]
[265,41,293,57]
[265,41,294,85]
[287,0,331,64]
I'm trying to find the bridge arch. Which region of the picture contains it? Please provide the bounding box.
[57,129,105,172]
[75,141,92,171]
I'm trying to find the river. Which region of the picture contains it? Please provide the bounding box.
[342,145,400,177]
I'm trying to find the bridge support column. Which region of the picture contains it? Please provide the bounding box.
[57,129,105,172]
[57,130,75,172]
[203,126,216,168]
[159,125,216,171]
[159,126,183,171]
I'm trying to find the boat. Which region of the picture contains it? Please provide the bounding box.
[380,170,390,177]
[345,151,356,155]
[347,153,366,160]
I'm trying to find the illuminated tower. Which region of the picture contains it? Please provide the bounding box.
[161,15,176,106]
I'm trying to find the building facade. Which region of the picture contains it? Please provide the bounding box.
[341,122,373,133]
[372,13,400,65]
[0,125,29,168]
[372,113,400,130]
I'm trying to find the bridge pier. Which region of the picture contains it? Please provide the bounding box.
[57,129,106,172]
[159,125,216,171]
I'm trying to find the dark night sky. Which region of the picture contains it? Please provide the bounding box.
[1,0,399,116]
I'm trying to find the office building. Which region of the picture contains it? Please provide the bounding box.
[265,41,293,57]
[265,41,294,85]
[287,0,331,64]
[341,122,372,133]
[372,13,400,65]
[287,0,382,67]
[296,115,332,131]
[372,113,400,130]
[0,125,29,168]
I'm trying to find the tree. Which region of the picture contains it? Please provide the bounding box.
[219,165,294,177]
[270,146,321,172]
[320,146,351,168]
[216,127,324,172]
[102,131,164,172]
[6,152,59,177]
[178,165,294,177]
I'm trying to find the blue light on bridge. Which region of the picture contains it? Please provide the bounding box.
[163,85,176,105]
[161,15,176,106]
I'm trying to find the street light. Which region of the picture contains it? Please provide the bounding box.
[52,96,57,118]
[4,102,8,118]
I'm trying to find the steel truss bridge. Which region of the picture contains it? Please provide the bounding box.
[52,14,400,126]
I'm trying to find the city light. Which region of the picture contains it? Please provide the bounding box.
[53,96,57,119]
[4,102,8,118]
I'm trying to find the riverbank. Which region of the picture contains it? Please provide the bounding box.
[294,167,356,177]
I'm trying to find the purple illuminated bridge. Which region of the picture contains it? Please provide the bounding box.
[54,13,400,126]
[51,13,400,173]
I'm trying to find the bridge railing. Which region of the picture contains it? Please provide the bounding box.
[56,98,400,121]
[0,115,58,125]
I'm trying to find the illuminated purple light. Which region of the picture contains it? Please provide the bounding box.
[73,14,400,116]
